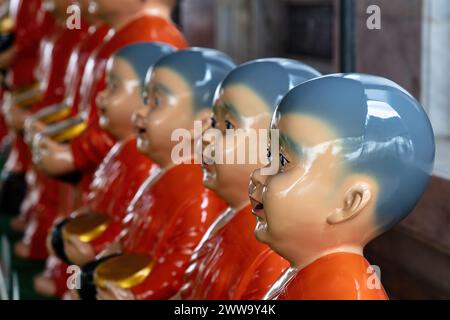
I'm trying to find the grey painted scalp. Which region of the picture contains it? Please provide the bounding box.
[114,42,176,92]
[153,47,236,112]
[276,73,435,230]
[220,58,322,112]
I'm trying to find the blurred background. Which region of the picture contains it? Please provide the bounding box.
[174,0,450,299]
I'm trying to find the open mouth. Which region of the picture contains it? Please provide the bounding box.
[202,156,215,167]
[135,125,147,136]
[201,157,216,183]
[98,105,107,116]
[201,166,216,183]
[250,196,264,217]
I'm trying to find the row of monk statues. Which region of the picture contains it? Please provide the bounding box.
[0,0,435,300]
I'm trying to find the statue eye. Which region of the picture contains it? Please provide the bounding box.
[211,116,217,128]
[279,153,290,167]
[143,93,149,106]
[108,76,120,91]
[154,96,161,107]
[267,147,272,161]
[225,119,234,130]
[108,80,116,91]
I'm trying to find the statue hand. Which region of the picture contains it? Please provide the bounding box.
[64,235,96,267]
[2,92,31,131]
[24,118,47,145]
[0,46,17,69]
[32,136,75,175]
[97,240,123,260]
[97,282,135,300]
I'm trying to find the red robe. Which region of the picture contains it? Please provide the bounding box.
[0,0,43,144]
[35,16,187,296]
[114,164,227,300]
[31,20,90,113]
[180,205,288,300]
[47,138,156,297]
[20,20,91,260]
[17,23,111,228]
[65,24,111,116]
[29,23,111,297]
[3,0,50,175]
[269,253,388,300]
[71,15,188,174]
[8,0,46,89]
[87,138,158,253]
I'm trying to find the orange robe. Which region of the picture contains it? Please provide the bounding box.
[181,205,289,300]
[269,253,388,300]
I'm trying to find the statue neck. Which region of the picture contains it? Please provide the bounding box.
[288,245,364,271]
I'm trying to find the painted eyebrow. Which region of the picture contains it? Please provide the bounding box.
[277,132,303,156]
[222,101,242,121]
[152,83,173,96]
[212,101,241,121]
[108,73,120,83]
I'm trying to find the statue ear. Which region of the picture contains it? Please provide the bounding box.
[327,183,372,225]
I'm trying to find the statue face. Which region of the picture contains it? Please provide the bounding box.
[202,84,271,209]
[97,58,143,140]
[249,113,379,265]
[133,67,194,165]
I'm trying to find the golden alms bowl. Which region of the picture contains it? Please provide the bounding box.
[0,16,14,53]
[42,115,88,143]
[94,253,154,289]
[33,103,72,125]
[0,16,14,34]
[25,104,72,144]
[62,213,110,243]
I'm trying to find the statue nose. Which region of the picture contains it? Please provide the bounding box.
[249,168,267,200]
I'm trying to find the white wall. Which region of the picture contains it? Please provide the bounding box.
[421,0,450,138]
